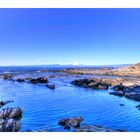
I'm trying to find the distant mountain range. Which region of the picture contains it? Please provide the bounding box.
[0,64,132,68]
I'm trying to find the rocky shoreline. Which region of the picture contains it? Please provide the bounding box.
[71,77,140,101]
[62,67,114,75]
[69,62,140,102]
[0,75,56,90]
[62,62,140,78]
[0,62,140,132]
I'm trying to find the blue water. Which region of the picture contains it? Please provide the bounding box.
[0,67,140,132]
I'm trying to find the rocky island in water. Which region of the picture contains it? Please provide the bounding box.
[1,62,140,132]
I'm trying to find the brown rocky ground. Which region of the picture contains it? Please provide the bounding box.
[106,62,140,78]
[63,67,114,75]
[63,62,140,78]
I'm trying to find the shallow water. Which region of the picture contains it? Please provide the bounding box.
[0,70,140,132]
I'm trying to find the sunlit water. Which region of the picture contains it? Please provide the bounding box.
[0,68,140,132]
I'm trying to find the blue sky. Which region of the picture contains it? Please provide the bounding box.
[0,8,140,66]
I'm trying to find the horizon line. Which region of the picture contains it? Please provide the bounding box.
[0,63,133,67]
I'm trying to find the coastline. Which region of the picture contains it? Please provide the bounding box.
[0,63,140,132]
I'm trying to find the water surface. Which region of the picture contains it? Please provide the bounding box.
[0,67,140,132]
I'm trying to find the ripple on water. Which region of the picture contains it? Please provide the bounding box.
[1,74,140,132]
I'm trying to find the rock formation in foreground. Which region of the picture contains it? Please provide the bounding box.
[0,107,22,132]
[58,117,126,132]
[58,117,83,130]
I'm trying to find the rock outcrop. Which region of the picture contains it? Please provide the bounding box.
[58,117,83,130]
[71,77,140,89]
[1,74,13,80]
[0,118,21,132]
[107,62,140,78]
[112,84,124,91]
[71,78,109,90]
[124,92,140,101]
[72,77,140,101]
[16,78,25,83]
[0,107,22,132]
[0,107,22,119]
[58,117,126,132]
[110,84,140,101]
[29,77,48,84]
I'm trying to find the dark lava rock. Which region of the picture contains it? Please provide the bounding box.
[2,74,13,80]
[58,117,84,130]
[0,118,21,132]
[71,79,109,90]
[46,84,55,90]
[0,107,22,119]
[109,91,124,97]
[112,84,124,91]
[29,77,48,84]
[74,125,126,132]
[16,78,25,82]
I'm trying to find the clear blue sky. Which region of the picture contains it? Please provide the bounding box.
[0,8,140,66]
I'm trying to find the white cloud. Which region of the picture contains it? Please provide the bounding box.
[36,60,41,63]
[56,60,61,64]
[72,61,80,65]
